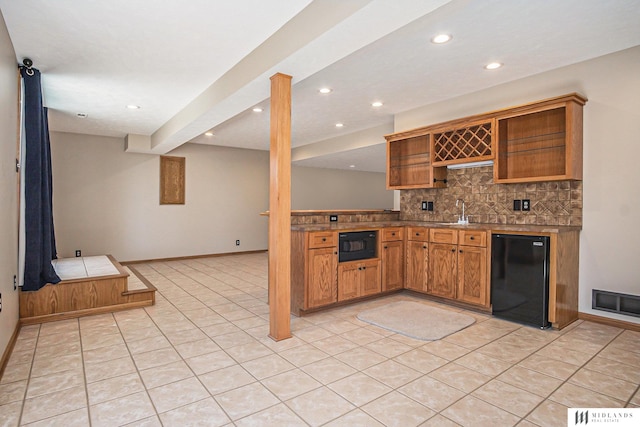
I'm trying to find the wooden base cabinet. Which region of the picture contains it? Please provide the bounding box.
[307,247,338,308]
[427,228,489,307]
[291,230,338,315]
[338,259,381,301]
[457,245,487,306]
[405,227,429,292]
[381,227,404,291]
[428,243,457,298]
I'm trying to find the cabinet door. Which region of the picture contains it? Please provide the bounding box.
[361,259,381,297]
[429,243,457,298]
[406,241,428,292]
[338,262,361,301]
[382,240,404,291]
[457,245,488,306]
[307,247,337,308]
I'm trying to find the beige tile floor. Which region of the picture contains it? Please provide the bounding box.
[1,252,639,426]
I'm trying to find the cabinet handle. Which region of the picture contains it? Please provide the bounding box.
[470,236,475,240]
[423,245,427,249]
[415,233,420,236]
[459,249,463,253]
[384,246,388,249]
[334,251,337,255]
[392,232,396,236]
[322,238,326,242]
[451,248,456,253]
[363,267,366,270]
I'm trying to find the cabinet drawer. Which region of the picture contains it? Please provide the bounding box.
[382,227,404,242]
[459,230,487,247]
[430,228,458,244]
[308,231,336,248]
[407,227,429,242]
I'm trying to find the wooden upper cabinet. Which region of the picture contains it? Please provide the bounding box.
[386,133,446,189]
[494,93,586,183]
[385,93,586,188]
[432,118,494,167]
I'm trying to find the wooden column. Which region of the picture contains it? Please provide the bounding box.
[268,73,292,341]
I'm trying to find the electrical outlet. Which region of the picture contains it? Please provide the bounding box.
[14,275,17,291]
[421,201,428,211]
[522,199,531,211]
[513,199,521,211]
[235,240,240,246]
[427,201,434,211]
[0,292,2,312]
[75,250,81,257]
[329,215,338,222]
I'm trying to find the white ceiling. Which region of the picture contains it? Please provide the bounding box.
[2,0,640,172]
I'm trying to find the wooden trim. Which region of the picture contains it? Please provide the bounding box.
[403,289,492,314]
[126,265,158,292]
[385,93,587,142]
[159,155,185,204]
[0,321,20,381]
[578,312,640,333]
[268,72,292,341]
[121,249,267,265]
[298,289,404,316]
[19,300,154,325]
[107,254,129,276]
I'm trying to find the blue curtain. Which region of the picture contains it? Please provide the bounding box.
[20,66,60,291]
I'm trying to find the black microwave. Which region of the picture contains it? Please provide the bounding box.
[338,231,377,262]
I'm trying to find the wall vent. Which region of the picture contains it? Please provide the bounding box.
[592,289,640,318]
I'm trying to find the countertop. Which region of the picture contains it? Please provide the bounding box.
[291,221,581,234]
[260,209,399,216]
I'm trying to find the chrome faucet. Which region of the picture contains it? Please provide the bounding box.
[456,199,469,225]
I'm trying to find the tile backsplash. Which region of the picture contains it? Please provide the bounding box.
[400,166,582,226]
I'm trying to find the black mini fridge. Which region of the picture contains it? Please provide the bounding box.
[491,234,551,328]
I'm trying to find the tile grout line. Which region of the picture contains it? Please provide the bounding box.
[15,323,40,427]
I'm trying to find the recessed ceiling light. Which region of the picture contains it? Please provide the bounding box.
[371,101,383,107]
[335,123,344,128]
[76,113,88,118]
[431,34,452,44]
[319,88,332,94]
[485,62,503,70]
[349,164,356,168]
[204,132,213,137]
[126,104,141,109]
[252,107,263,112]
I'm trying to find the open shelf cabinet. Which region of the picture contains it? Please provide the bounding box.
[386,133,446,189]
[494,94,586,183]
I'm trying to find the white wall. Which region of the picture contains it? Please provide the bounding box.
[395,46,640,324]
[51,134,270,262]
[0,11,19,361]
[51,134,394,262]
[292,166,393,210]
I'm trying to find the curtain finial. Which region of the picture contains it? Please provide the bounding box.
[22,58,34,76]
